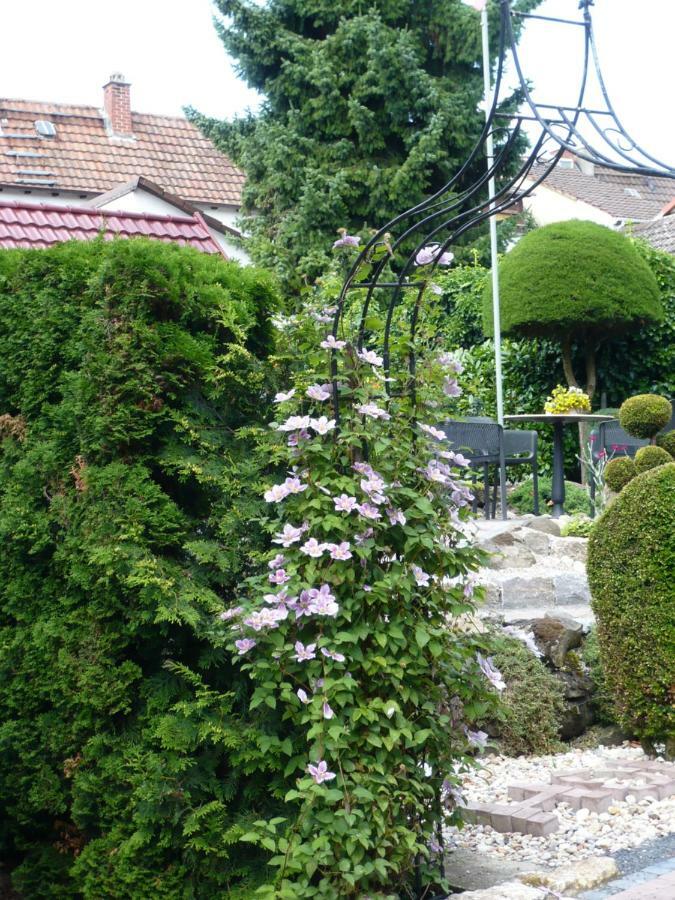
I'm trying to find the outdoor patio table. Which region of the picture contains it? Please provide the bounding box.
[504,414,614,518]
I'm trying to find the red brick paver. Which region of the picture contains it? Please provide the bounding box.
[609,869,675,899]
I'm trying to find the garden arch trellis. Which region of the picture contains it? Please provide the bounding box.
[329,0,675,424]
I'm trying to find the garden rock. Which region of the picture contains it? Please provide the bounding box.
[554,573,590,607]
[557,668,596,739]
[524,516,561,537]
[501,575,555,610]
[551,536,587,564]
[519,855,618,894]
[529,615,584,669]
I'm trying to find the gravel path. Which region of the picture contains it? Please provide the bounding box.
[444,746,675,870]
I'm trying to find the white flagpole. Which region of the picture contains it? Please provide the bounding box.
[480,3,505,427]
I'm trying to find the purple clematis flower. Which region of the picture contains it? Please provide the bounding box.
[306,384,331,401]
[334,493,358,513]
[235,638,256,654]
[320,334,347,350]
[333,233,361,249]
[294,641,317,662]
[477,653,506,692]
[307,760,337,784]
[320,647,346,663]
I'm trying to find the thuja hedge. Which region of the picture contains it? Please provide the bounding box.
[0,239,286,897]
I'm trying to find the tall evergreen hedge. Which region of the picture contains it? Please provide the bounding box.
[0,239,285,897]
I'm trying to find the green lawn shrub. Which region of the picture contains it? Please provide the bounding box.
[480,636,565,756]
[604,456,637,493]
[0,239,284,898]
[580,628,616,726]
[634,445,672,474]
[656,430,675,458]
[560,515,594,538]
[587,463,675,751]
[619,394,672,440]
[509,476,591,516]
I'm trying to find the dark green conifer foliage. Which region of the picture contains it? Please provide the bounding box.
[0,239,286,898]
[191,0,541,289]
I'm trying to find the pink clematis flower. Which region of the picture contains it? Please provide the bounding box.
[419,423,447,441]
[235,638,256,654]
[412,565,431,587]
[443,377,462,398]
[320,334,346,350]
[322,701,334,720]
[310,416,336,435]
[273,523,306,547]
[334,493,358,512]
[357,402,391,420]
[477,653,506,692]
[308,585,339,617]
[220,606,243,621]
[277,415,311,433]
[300,537,327,558]
[307,760,336,784]
[294,641,317,662]
[306,384,331,401]
[268,553,286,570]
[268,568,290,585]
[327,541,352,561]
[356,502,382,520]
[274,389,296,403]
[357,348,383,367]
[297,688,311,704]
[320,647,346,663]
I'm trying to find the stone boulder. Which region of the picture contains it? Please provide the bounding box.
[529,614,585,669]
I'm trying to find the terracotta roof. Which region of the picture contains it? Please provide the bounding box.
[0,199,227,255]
[0,98,244,205]
[631,217,675,255]
[527,162,675,221]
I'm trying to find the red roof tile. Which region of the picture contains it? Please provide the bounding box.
[0,200,227,255]
[0,98,244,205]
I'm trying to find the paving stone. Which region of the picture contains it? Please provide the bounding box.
[522,856,618,895]
[607,869,675,900]
[525,812,558,837]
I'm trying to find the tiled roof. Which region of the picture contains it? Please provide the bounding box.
[0,98,244,205]
[528,162,675,221]
[632,216,675,255]
[0,200,227,255]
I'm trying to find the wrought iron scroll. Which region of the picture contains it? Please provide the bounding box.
[328,0,675,422]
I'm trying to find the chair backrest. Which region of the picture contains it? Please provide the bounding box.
[440,419,503,457]
[503,429,537,456]
[596,420,647,459]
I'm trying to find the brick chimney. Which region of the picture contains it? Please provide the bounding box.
[103,73,132,136]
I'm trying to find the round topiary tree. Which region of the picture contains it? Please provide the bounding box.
[604,456,636,493]
[619,394,672,441]
[634,445,672,474]
[587,463,675,752]
[483,220,662,398]
[656,431,675,458]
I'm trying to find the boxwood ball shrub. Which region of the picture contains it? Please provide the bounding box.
[587,463,675,750]
[0,239,284,898]
[604,456,637,493]
[634,445,672,474]
[619,393,672,440]
[656,430,675,458]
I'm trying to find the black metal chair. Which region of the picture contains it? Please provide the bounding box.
[460,417,539,517]
[440,419,507,520]
[500,429,540,516]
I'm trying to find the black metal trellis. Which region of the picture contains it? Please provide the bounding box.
[329,0,675,423]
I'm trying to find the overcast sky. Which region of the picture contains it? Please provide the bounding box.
[1,0,673,163]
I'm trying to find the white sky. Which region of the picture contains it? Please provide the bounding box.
[0,0,673,164]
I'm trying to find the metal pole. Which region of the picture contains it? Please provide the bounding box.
[481,4,505,428]
[480,3,507,519]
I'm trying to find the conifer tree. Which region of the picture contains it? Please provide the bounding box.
[191,0,540,290]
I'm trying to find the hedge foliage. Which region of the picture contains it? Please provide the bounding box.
[482,220,662,339]
[0,239,286,897]
[587,463,675,750]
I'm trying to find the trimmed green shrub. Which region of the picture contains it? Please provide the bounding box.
[587,463,675,749]
[0,239,283,897]
[604,456,637,493]
[509,476,591,516]
[619,394,672,440]
[484,221,662,339]
[560,515,594,538]
[635,445,672,474]
[480,636,565,756]
[656,431,675,458]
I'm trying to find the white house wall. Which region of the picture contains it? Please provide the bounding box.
[523,182,615,228]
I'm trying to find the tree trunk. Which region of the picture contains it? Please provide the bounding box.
[561,336,579,389]
[585,343,597,400]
